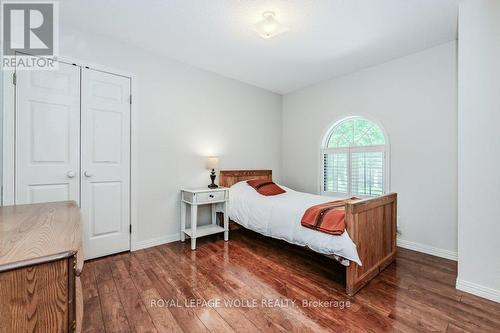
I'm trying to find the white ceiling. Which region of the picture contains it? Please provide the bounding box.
[60,0,459,94]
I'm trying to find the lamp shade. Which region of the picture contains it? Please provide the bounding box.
[206,157,219,170]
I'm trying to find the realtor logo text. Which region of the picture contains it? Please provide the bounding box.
[1,1,58,70]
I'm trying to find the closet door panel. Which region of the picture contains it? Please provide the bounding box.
[15,63,81,204]
[81,69,131,259]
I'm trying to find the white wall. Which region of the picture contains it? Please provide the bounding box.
[282,42,458,258]
[457,0,500,302]
[59,26,282,246]
[0,70,3,204]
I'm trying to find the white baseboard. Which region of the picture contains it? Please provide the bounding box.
[456,279,500,303]
[397,238,458,261]
[133,233,180,251]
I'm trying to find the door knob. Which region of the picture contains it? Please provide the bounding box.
[67,171,76,178]
[84,171,93,177]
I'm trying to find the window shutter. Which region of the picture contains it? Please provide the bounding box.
[350,151,384,197]
[323,153,348,194]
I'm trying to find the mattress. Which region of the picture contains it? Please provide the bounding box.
[227,181,362,266]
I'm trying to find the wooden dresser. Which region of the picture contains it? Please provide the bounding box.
[0,201,83,333]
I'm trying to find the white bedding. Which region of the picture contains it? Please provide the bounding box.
[227,181,362,265]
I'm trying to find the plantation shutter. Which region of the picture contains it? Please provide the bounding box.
[323,152,348,194]
[350,151,384,197]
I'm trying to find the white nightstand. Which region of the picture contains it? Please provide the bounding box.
[180,187,229,250]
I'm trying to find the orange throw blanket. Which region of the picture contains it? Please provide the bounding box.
[301,198,357,235]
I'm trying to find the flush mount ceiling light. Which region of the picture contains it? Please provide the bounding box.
[253,11,288,39]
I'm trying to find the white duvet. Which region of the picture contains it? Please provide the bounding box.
[227,181,362,265]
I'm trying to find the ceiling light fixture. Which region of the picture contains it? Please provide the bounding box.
[253,11,288,39]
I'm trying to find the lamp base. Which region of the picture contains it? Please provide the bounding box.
[208,169,218,188]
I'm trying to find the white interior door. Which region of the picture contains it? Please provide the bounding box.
[15,62,81,204]
[81,68,131,259]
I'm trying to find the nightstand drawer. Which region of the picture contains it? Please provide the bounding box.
[196,191,225,203]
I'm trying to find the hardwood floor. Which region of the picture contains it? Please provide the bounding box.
[81,229,500,333]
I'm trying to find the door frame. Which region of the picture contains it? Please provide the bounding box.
[2,55,140,252]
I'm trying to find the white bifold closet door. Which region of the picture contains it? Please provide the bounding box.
[14,64,131,259]
[15,62,81,204]
[81,68,131,259]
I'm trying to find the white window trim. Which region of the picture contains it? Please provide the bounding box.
[319,118,391,198]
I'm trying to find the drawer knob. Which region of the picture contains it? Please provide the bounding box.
[209,194,214,198]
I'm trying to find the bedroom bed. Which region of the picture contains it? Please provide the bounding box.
[220,170,397,296]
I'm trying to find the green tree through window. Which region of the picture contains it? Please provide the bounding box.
[327,118,385,148]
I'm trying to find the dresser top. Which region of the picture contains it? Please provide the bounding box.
[0,201,81,267]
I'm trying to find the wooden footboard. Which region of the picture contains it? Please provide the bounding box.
[345,193,397,296]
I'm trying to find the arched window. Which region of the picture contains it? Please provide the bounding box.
[321,117,388,197]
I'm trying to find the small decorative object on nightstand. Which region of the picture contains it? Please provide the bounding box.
[180,187,229,250]
[206,156,219,188]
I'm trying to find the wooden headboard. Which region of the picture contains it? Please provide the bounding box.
[219,170,272,188]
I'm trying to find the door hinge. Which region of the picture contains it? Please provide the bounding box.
[129,94,132,105]
[129,224,132,234]
[12,72,16,85]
